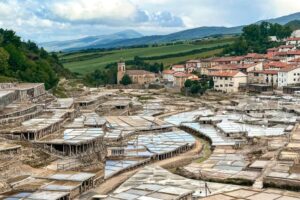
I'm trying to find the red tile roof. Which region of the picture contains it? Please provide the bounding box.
[287,50,300,55]
[267,48,279,51]
[250,70,278,75]
[173,72,189,77]
[236,63,259,69]
[279,45,295,49]
[209,64,239,71]
[274,51,287,56]
[209,71,243,77]
[287,37,300,41]
[279,66,300,72]
[264,62,289,69]
[172,65,185,69]
[162,70,175,75]
[245,53,267,59]
[213,56,244,62]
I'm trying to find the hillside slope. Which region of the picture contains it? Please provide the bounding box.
[286,20,300,31]
[0,29,70,89]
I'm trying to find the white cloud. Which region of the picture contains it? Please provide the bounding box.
[0,0,299,43]
[269,0,300,16]
[51,0,138,23]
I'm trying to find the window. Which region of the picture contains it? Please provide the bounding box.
[220,84,223,87]
[225,77,228,80]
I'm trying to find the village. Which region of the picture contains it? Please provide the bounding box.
[115,34,300,94]
[1,33,300,200]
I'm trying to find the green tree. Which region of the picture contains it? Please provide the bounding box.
[120,74,132,85]
[184,79,193,88]
[40,47,48,59]
[223,22,292,55]
[209,79,214,88]
[190,84,201,94]
[0,47,9,74]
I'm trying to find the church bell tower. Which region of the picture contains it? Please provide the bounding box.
[117,61,126,84]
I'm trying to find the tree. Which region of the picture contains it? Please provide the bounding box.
[223,22,292,55]
[0,47,9,74]
[40,47,48,59]
[184,79,193,88]
[120,74,132,85]
[190,84,201,94]
[209,79,214,88]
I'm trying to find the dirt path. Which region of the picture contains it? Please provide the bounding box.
[79,139,203,199]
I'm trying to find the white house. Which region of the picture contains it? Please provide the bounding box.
[171,65,186,72]
[292,30,300,38]
[211,71,247,93]
[162,70,175,82]
[278,66,300,88]
[278,45,296,52]
[286,37,300,47]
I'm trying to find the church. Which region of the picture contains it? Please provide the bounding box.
[117,62,158,85]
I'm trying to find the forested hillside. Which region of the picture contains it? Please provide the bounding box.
[0,29,71,89]
[223,22,292,55]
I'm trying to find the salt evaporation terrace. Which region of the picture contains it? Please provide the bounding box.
[104,130,196,178]
[165,106,297,146]
[103,165,242,200]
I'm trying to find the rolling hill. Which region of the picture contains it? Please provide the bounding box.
[59,37,234,74]
[40,30,143,52]
[286,20,300,31]
[42,12,300,52]
[262,12,300,25]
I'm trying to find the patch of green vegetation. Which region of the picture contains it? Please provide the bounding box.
[0,75,17,83]
[0,29,72,89]
[195,138,212,163]
[152,48,224,69]
[224,22,292,55]
[52,85,68,98]
[60,37,235,74]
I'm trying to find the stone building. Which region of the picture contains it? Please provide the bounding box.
[117,62,157,85]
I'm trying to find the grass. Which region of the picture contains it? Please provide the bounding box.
[195,138,212,163]
[149,48,224,69]
[60,37,234,74]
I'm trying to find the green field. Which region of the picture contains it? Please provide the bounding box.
[59,38,234,74]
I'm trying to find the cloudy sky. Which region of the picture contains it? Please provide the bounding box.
[0,0,300,42]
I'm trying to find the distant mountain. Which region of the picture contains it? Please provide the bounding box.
[286,20,300,31]
[40,30,143,51]
[43,12,300,52]
[261,12,300,25]
[78,26,243,50]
